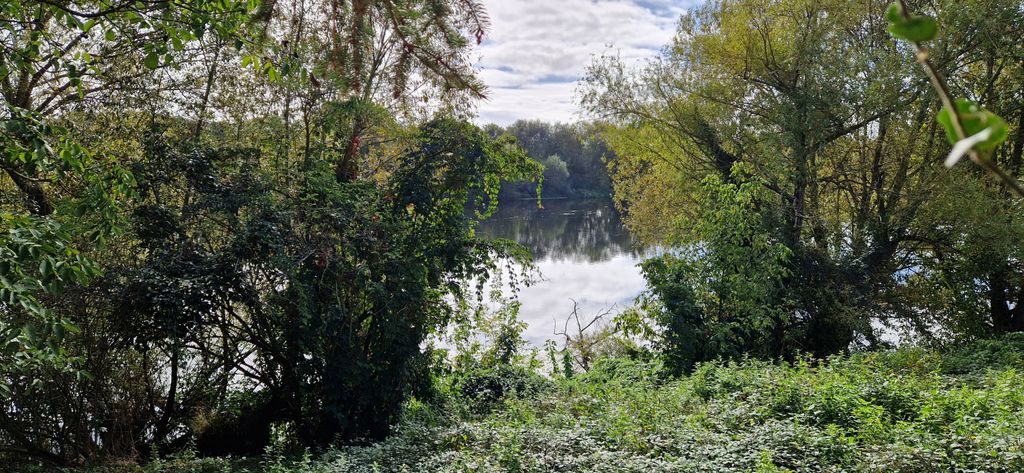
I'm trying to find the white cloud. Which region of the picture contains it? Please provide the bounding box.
[474,0,697,125]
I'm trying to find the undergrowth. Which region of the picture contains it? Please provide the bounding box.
[20,335,1024,472]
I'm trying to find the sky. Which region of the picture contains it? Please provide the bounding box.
[474,0,698,126]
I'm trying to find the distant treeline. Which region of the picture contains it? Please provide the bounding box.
[485,121,615,200]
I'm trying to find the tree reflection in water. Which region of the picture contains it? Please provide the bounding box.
[478,199,655,344]
[478,198,651,263]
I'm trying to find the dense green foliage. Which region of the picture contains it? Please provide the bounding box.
[0,0,545,464]
[636,167,793,374]
[23,336,1024,472]
[581,0,1024,364]
[1,114,539,461]
[1,0,255,410]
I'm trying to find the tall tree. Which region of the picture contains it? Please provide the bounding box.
[582,0,1024,359]
[1,0,256,403]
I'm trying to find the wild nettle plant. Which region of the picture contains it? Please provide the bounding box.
[885,1,1023,196]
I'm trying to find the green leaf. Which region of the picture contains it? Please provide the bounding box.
[144,51,159,70]
[887,15,938,42]
[884,3,903,23]
[937,99,1009,152]
[105,29,116,41]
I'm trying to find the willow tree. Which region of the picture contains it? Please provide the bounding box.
[582,0,1024,361]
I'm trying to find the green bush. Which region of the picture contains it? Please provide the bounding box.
[940,332,1024,375]
[453,364,551,410]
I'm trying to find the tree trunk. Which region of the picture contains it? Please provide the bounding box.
[990,267,1024,334]
[5,168,53,216]
[152,340,180,445]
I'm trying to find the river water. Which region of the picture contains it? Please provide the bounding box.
[477,199,652,345]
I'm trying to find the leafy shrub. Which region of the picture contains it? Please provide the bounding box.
[454,364,551,408]
[939,333,1024,375]
[573,357,661,386]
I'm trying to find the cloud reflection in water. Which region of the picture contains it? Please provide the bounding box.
[478,199,653,345]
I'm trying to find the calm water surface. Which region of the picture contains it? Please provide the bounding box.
[478,199,652,345]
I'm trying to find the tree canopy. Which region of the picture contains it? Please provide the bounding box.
[0,0,541,462]
[582,0,1024,364]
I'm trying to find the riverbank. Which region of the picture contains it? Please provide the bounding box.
[24,335,1024,472]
